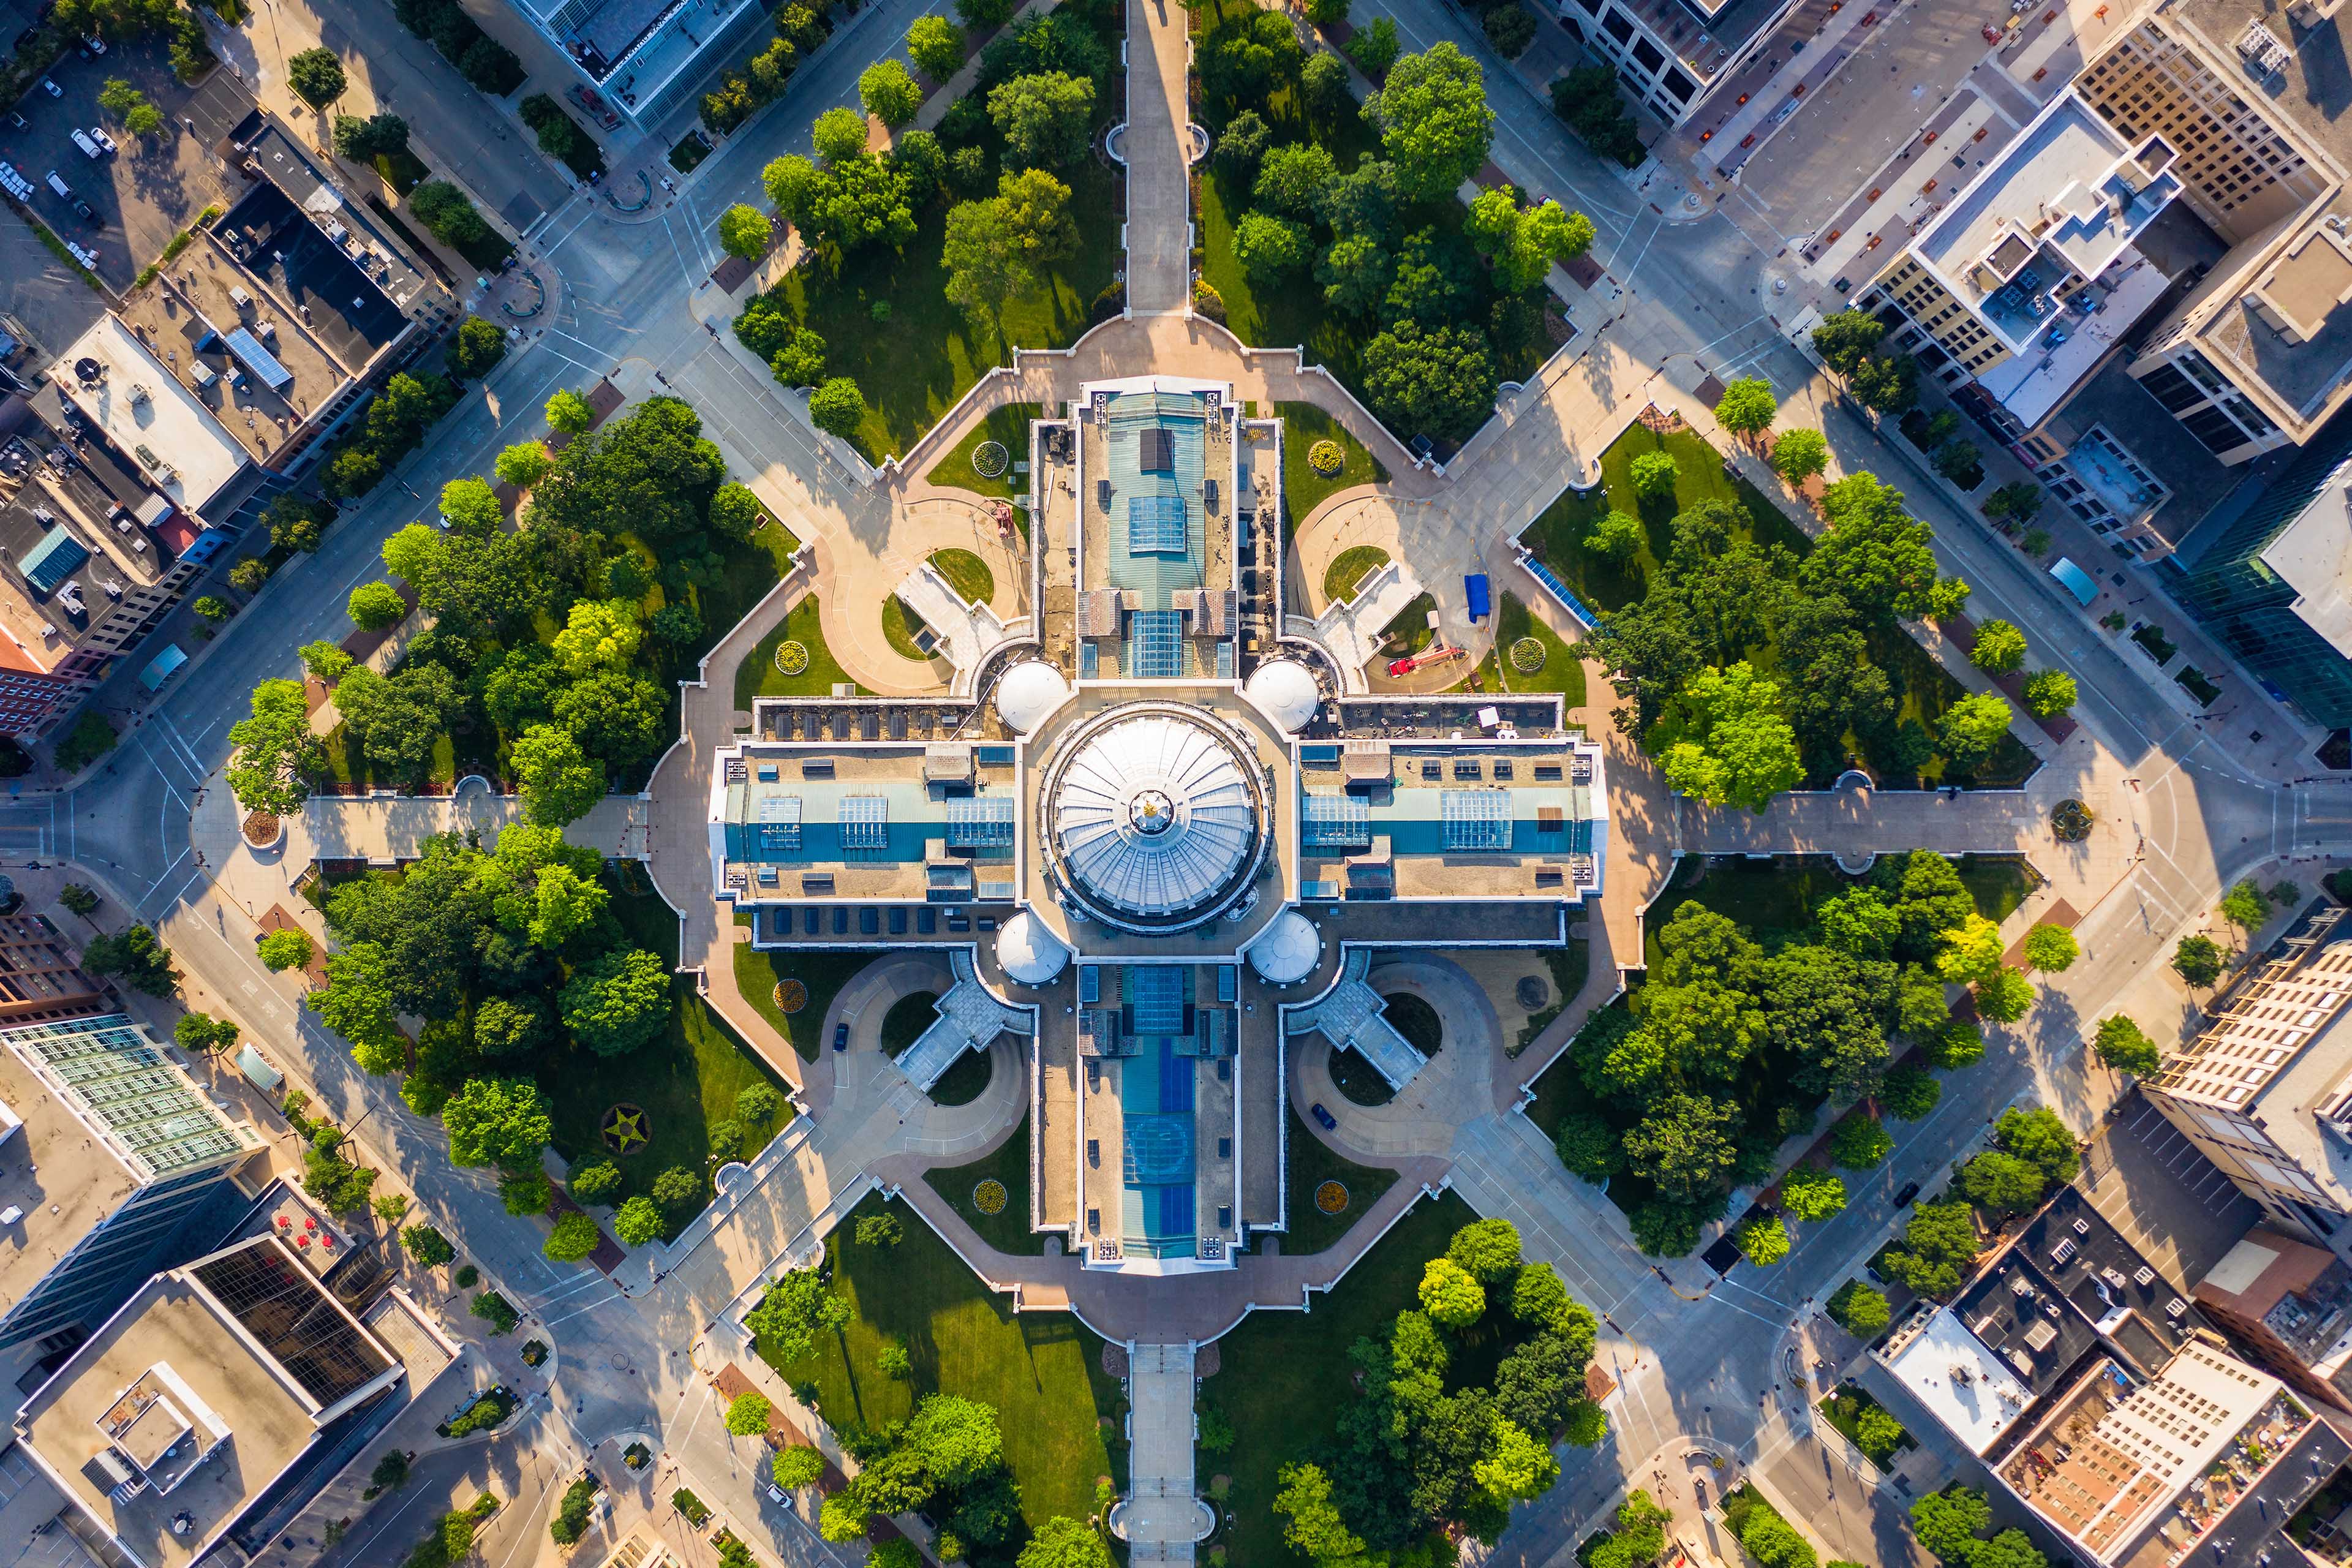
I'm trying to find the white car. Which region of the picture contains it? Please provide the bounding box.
[38,78,61,98]
[86,127,116,156]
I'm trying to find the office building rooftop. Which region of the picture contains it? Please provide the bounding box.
[47,318,250,517]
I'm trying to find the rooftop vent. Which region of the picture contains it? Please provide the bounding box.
[2240,20,2292,77]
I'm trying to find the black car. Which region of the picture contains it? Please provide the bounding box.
[71,199,94,221]
[1893,1180,1921,1207]
[1310,1102,1338,1132]
[832,1022,849,1052]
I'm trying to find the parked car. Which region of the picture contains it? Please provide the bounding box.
[86,127,115,156]
[1310,1102,1337,1132]
[1893,1181,1921,1208]
[69,129,102,160]
[70,198,94,221]
[832,1022,849,1052]
[38,78,61,97]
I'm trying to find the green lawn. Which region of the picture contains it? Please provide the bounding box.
[1475,591,1588,709]
[1379,592,1439,657]
[925,402,1040,500]
[730,923,876,1062]
[881,990,941,1055]
[927,1046,993,1107]
[1208,1190,1479,1568]
[1640,853,2039,965]
[1520,423,2036,786]
[882,598,933,662]
[763,160,1120,464]
[930,548,995,605]
[734,595,854,709]
[535,877,791,1221]
[756,1191,1124,1526]
[1279,401,1390,526]
[921,1116,1047,1254]
[1281,1106,1401,1254]
[1323,545,1390,605]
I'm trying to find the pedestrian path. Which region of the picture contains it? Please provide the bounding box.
[1119,1343,1207,1564]
[1123,0,1194,314]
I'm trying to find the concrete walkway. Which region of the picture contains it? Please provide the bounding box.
[1123,0,1193,315]
[1120,1343,1205,1564]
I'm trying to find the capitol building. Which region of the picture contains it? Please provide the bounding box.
[708,377,1607,1274]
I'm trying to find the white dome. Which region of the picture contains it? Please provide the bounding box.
[1248,908,1320,984]
[996,910,1071,986]
[993,660,1069,733]
[1245,660,1321,733]
[1052,711,1259,925]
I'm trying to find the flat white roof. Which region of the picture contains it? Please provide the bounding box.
[50,315,250,516]
[1885,1305,2035,1455]
[2264,465,2352,657]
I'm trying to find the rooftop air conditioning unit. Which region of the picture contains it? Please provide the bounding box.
[127,383,149,407]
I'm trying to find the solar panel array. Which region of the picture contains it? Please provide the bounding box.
[1130,966,1186,1034]
[838,795,889,848]
[1129,609,1183,676]
[1440,789,1513,851]
[946,795,1014,848]
[10,1016,250,1182]
[1301,792,1371,848]
[1128,494,1188,555]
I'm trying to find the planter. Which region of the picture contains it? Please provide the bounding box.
[243,810,285,850]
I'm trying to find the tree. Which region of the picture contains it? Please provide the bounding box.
[718,203,771,260]
[2173,933,2225,987]
[725,1392,772,1438]
[989,71,1095,169]
[1984,481,2045,527]
[1830,1111,1893,1170]
[1484,2,1537,57]
[227,679,324,816]
[1019,1517,1112,1568]
[1934,438,1984,486]
[1935,914,2005,987]
[1940,692,2013,762]
[504,724,602,827]
[175,1011,236,1056]
[650,1166,699,1207]
[1812,311,1887,375]
[333,110,409,162]
[2222,878,2272,930]
[1274,1463,1366,1565]
[1997,1106,2081,1184]
[1659,662,1804,813]
[1464,184,1592,293]
[1346,15,1401,75]
[774,1445,826,1490]
[1834,1283,1891,1336]
[474,995,550,1060]
[442,1076,552,1168]
[288,47,347,107]
[347,580,406,631]
[544,1212,601,1262]
[1630,450,1678,498]
[860,59,924,127]
[1315,232,1395,315]
[568,1159,622,1204]
[2022,669,2076,718]
[1360,320,1496,442]
[257,929,314,972]
[1928,578,1973,620]
[560,948,669,1057]
[1418,1257,1486,1327]
[746,1268,852,1363]
[1736,1215,1791,1266]
[1771,427,1829,484]
[910,15,965,79]
[1366,43,1494,200]
[809,378,867,438]
[1555,1110,1623,1181]
[491,443,551,492]
[1300,49,1350,120]
[1960,1150,2046,1215]
[1977,966,2035,1024]
[1624,1092,1741,1199]
[1215,108,1273,181]
[1474,1415,1558,1505]
[1306,0,1351,20]
[402,1224,456,1267]
[1715,378,1778,439]
[1256,142,1339,220]
[1883,1063,1943,1120]
[856,1212,903,1249]
[546,388,594,435]
[1585,509,1645,564]
[1447,1218,1522,1283]
[1232,209,1311,282]
[613,1195,662,1245]
[83,924,178,997]
[1912,1489,1994,1566]
[2022,923,2080,973]
[943,174,1074,322]
[59,883,100,919]
[1970,619,2028,674]
[2094,1014,2162,1077]
[1848,351,1919,414]
[812,105,870,165]
[1780,1166,1847,1222]
[448,315,507,380]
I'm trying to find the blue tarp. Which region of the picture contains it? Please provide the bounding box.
[1465,573,1490,621]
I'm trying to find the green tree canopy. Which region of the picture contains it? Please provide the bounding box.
[1658,662,1804,813]
[442,1076,552,1168]
[227,679,323,816]
[2021,923,2079,973]
[560,947,669,1056]
[1940,692,2014,763]
[1771,427,1829,483]
[1417,1257,1486,1327]
[909,15,965,78]
[1812,310,1887,374]
[1970,619,2028,674]
[2094,1014,2162,1076]
[1367,43,1494,199]
[717,203,771,260]
[859,59,924,126]
[1714,378,1778,437]
[988,71,1096,168]
[1781,1166,1848,1222]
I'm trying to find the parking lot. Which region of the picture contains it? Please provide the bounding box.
[0,39,255,293]
[2082,1089,2262,1291]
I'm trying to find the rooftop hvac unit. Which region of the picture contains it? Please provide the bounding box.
[228,284,253,311]
[127,383,149,407]
[2239,20,2291,76]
